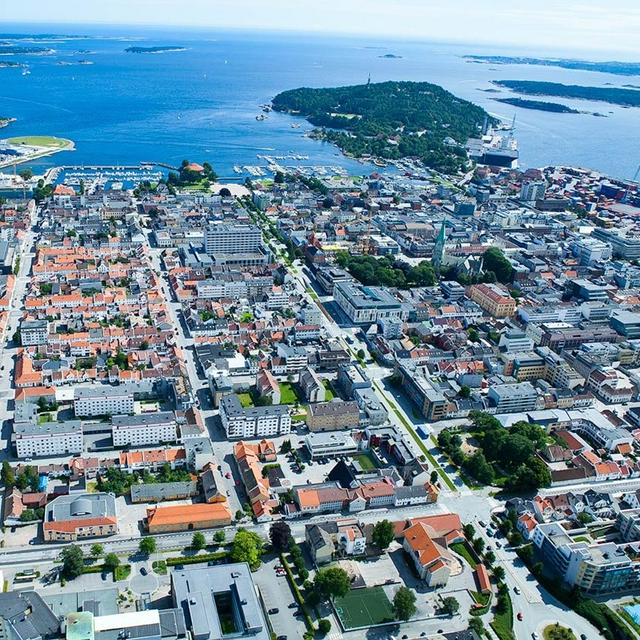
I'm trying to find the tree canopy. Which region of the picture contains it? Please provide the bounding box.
[231,529,264,571]
[61,545,84,579]
[313,566,351,600]
[372,519,395,549]
[139,537,156,555]
[269,521,292,552]
[482,247,513,284]
[393,586,417,620]
[335,252,436,288]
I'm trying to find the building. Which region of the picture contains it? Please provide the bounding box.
[19,319,49,346]
[74,386,134,417]
[334,280,405,325]
[610,310,640,340]
[532,521,640,596]
[572,237,612,266]
[398,364,448,421]
[171,563,270,640]
[14,420,83,459]
[111,411,177,447]
[402,521,452,587]
[467,283,516,318]
[146,502,231,533]
[204,223,262,255]
[618,509,640,543]
[488,382,538,413]
[307,400,360,432]
[298,366,326,403]
[498,329,534,353]
[305,431,360,459]
[337,521,367,556]
[0,591,59,640]
[592,228,640,260]
[219,394,291,439]
[306,522,336,565]
[519,180,546,202]
[130,480,198,504]
[43,493,118,542]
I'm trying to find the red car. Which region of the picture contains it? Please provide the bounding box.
[517,613,523,621]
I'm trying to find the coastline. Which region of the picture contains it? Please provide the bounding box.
[0,138,75,169]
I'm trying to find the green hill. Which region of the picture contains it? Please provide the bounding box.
[272,81,492,172]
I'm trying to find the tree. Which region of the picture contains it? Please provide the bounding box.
[356,348,366,361]
[393,586,416,621]
[61,545,84,579]
[269,521,292,552]
[577,511,594,525]
[214,530,226,544]
[440,596,460,615]
[314,567,351,600]
[139,537,156,555]
[318,619,331,635]
[473,537,485,554]
[459,384,471,398]
[191,532,207,551]
[485,550,496,565]
[467,327,480,342]
[103,553,120,572]
[372,519,395,550]
[482,247,513,284]
[19,168,33,181]
[90,543,104,558]
[430,470,438,484]
[231,529,263,571]
[469,617,484,635]
[465,451,495,485]
[493,566,505,581]
[1,461,15,488]
[274,171,285,184]
[463,523,475,540]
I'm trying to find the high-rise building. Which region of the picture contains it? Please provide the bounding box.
[520,180,546,202]
[204,223,262,255]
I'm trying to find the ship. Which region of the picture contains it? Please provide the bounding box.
[466,118,519,169]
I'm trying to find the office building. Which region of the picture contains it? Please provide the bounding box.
[334,280,405,324]
[204,224,262,255]
[305,431,360,459]
[520,180,546,202]
[488,382,538,413]
[171,563,270,640]
[44,493,118,542]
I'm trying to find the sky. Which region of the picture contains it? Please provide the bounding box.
[3,0,640,56]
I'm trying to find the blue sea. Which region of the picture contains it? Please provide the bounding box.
[1,24,639,179]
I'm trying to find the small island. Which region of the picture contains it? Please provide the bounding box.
[495,97,579,113]
[379,53,403,59]
[272,80,492,172]
[0,44,53,55]
[465,55,640,77]
[495,80,640,108]
[0,61,26,69]
[56,60,94,66]
[125,46,187,54]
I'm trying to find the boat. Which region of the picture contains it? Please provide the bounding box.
[233,166,242,173]
[256,114,267,121]
[22,69,30,76]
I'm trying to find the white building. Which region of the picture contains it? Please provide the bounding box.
[220,394,291,440]
[74,387,134,417]
[204,223,262,255]
[305,431,359,460]
[111,411,177,447]
[520,181,546,202]
[19,319,49,346]
[334,280,405,325]
[196,279,248,300]
[14,421,83,459]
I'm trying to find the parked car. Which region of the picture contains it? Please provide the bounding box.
[517,612,523,621]
[140,567,148,576]
[514,586,520,594]
[268,608,279,615]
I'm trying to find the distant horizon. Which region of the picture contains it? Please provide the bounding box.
[2,0,640,58]
[1,20,639,61]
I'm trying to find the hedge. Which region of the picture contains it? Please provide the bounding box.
[280,554,315,632]
[166,551,229,567]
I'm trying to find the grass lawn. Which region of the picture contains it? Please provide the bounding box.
[37,412,52,424]
[334,587,395,630]
[543,624,577,640]
[152,560,167,575]
[7,135,70,148]
[291,411,307,422]
[114,564,131,581]
[355,452,379,471]
[573,536,591,544]
[279,382,301,405]
[322,379,335,401]
[491,590,514,640]
[450,542,477,569]
[238,392,254,408]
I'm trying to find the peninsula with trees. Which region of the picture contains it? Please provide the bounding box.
[495,97,579,114]
[494,80,640,108]
[465,55,640,77]
[272,80,492,172]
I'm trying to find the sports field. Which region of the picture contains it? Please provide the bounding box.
[334,587,395,629]
[7,135,71,148]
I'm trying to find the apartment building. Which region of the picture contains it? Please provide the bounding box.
[14,420,83,459]
[533,521,640,596]
[398,364,449,421]
[467,283,516,318]
[219,394,291,439]
[111,411,178,447]
[74,386,135,417]
[307,400,360,432]
[19,319,49,346]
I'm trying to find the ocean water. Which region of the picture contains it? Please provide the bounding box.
[1,24,639,179]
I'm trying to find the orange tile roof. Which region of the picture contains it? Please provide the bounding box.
[44,516,117,533]
[146,502,231,527]
[404,522,443,567]
[296,489,321,509]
